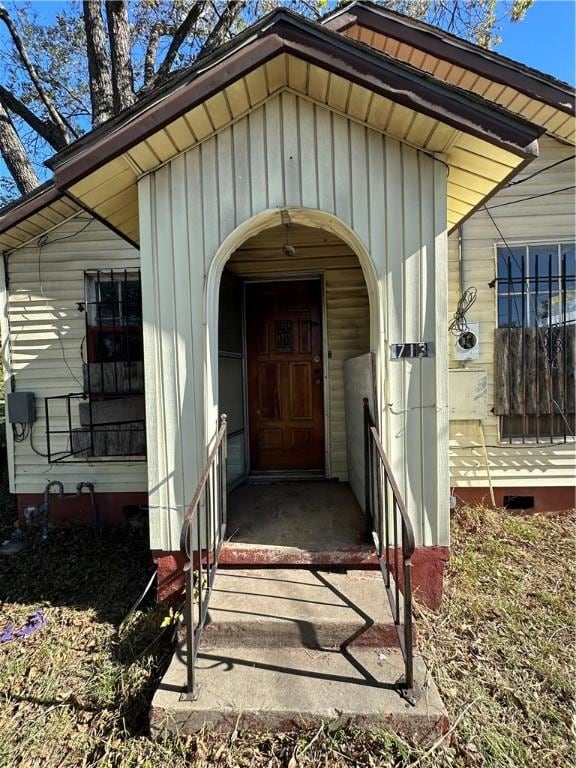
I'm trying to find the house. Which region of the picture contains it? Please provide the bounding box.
[0,1,573,675]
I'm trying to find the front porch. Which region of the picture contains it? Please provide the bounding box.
[151,402,450,741]
[221,480,376,567]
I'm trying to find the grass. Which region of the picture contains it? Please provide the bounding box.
[0,452,574,767]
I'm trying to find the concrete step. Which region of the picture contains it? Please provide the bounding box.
[220,543,378,567]
[199,568,408,649]
[150,644,448,745]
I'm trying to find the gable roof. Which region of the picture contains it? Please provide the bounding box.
[47,8,541,184]
[323,1,575,144]
[0,5,550,252]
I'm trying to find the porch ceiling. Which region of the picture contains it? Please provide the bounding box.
[323,2,575,145]
[62,57,537,239]
[1,8,543,252]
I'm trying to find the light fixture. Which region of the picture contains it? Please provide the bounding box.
[280,209,295,257]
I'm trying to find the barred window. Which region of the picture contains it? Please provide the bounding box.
[495,242,575,442]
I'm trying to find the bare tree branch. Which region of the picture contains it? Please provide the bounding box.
[0,3,71,143]
[82,0,114,126]
[105,0,136,113]
[0,99,40,194]
[0,85,69,151]
[144,21,165,88]
[198,1,246,58]
[150,1,207,89]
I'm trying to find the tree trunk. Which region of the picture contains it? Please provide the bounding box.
[83,0,114,126]
[0,101,39,194]
[105,1,136,113]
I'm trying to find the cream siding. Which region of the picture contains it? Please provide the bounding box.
[448,135,576,487]
[227,224,371,480]
[61,56,531,245]
[139,91,450,553]
[2,215,147,494]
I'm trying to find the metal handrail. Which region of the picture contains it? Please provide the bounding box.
[179,414,227,700]
[363,398,417,703]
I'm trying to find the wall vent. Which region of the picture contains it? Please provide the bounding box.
[503,495,534,510]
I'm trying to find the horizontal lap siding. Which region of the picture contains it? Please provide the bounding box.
[4,216,146,494]
[227,225,370,479]
[139,91,449,552]
[448,136,576,486]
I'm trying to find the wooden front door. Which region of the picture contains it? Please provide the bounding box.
[246,280,325,471]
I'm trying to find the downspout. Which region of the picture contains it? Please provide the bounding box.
[457,225,464,296]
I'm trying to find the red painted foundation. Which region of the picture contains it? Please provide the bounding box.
[452,486,575,513]
[410,546,450,610]
[152,544,450,611]
[17,491,148,526]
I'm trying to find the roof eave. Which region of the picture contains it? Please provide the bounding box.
[322,1,575,115]
[0,182,61,238]
[47,12,542,191]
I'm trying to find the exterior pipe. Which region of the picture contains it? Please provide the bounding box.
[457,224,464,296]
[42,480,64,539]
[76,481,99,528]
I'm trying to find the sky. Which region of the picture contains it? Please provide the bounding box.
[0,0,575,192]
[495,0,575,84]
[2,0,570,80]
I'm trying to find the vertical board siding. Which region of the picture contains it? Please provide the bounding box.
[4,216,147,494]
[139,92,449,552]
[448,135,576,488]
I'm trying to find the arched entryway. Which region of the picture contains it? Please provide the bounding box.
[207,209,380,559]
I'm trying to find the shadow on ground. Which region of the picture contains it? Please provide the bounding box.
[0,447,157,625]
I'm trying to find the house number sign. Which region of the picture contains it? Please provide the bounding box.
[390,342,434,359]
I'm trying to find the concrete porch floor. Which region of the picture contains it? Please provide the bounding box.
[221,480,376,567]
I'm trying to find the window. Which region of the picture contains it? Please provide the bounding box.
[85,270,143,370]
[495,242,575,442]
[82,269,145,457]
[44,269,145,462]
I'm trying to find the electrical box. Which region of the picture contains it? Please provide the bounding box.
[453,321,480,361]
[6,391,36,424]
[449,369,487,420]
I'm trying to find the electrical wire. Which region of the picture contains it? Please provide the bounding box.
[485,185,576,210]
[483,204,574,439]
[448,287,477,335]
[29,420,71,460]
[36,218,94,391]
[506,155,575,187]
[12,422,30,442]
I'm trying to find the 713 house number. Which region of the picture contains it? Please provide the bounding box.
[390,342,434,359]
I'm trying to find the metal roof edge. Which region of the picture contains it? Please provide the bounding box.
[0,181,62,238]
[322,1,575,113]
